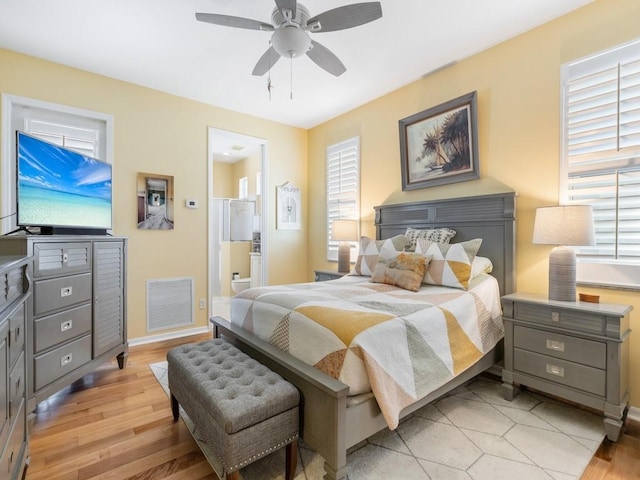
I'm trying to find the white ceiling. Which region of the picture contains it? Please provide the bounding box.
[0,0,592,131]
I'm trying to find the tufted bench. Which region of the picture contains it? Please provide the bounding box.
[167,338,300,480]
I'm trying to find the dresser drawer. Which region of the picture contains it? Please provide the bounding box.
[8,304,25,369]
[33,242,91,278]
[0,400,25,479]
[514,348,606,397]
[34,303,92,353]
[513,302,604,335]
[33,273,92,316]
[8,352,24,421]
[34,334,92,390]
[514,325,606,369]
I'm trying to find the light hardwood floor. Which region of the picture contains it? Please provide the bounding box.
[25,332,639,479]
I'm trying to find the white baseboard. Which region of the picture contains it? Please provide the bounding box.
[128,325,212,347]
[628,405,640,422]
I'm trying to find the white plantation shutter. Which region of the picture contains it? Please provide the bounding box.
[326,137,359,261]
[562,39,640,266]
[25,118,100,158]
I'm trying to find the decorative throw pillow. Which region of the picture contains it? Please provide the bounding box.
[404,227,456,252]
[370,252,430,292]
[415,238,483,289]
[350,235,408,276]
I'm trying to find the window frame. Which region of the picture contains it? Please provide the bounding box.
[1,94,113,234]
[326,136,360,263]
[560,38,640,290]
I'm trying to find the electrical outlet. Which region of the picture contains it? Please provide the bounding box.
[199,298,206,310]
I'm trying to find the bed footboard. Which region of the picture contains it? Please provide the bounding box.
[211,316,350,480]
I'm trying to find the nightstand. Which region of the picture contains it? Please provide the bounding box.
[501,292,632,442]
[314,270,347,282]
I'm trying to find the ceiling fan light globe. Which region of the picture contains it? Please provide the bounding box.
[272,26,311,58]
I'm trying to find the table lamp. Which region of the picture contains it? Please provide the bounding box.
[331,219,358,273]
[532,205,595,302]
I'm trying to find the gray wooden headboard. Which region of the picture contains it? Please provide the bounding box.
[374,192,516,295]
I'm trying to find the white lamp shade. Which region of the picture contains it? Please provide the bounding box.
[331,219,358,241]
[532,205,595,246]
[533,205,594,302]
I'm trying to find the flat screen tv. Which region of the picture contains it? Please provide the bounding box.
[16,131,112,235]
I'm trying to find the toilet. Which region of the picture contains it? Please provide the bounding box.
[231,277,251,294]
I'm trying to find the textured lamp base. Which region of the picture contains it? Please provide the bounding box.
[548,246,576,302]
[337,242,351,273]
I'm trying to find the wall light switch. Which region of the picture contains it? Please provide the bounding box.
[186,199,198,209]
[199,298,206,310]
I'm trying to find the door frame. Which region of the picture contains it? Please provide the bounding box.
[207,128,268,315]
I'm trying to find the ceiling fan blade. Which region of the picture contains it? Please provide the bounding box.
[195,13,274,31]
[275,0,297,21]
[307,41,346,77]
[307,2,382,33]
[252,46,281,76]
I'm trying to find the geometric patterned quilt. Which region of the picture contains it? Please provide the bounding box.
[230,274,504,429]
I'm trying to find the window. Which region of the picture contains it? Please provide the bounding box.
[24,119,100,157]
[1,94,112,234]
[326,137,359,262]
[561,39,640,289]
[239,176,248,199]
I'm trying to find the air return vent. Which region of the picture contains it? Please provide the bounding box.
[146,277,194,332]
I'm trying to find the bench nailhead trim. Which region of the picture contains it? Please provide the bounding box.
[226,434,299,472]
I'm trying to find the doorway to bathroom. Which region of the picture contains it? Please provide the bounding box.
[207,128,268,321]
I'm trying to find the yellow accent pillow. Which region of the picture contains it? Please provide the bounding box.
[370,252,430,292]
[416,238,482,290]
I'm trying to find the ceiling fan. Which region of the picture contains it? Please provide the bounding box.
[195,1,383,77]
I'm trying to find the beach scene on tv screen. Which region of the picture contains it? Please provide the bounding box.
[18,134,112,228]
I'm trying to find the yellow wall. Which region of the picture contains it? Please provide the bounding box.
[232,153,261,199]
[309,0,640,407]
[0,48,309,339]
[212,162,233,198]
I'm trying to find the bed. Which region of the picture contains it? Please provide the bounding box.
[212,192,516,480]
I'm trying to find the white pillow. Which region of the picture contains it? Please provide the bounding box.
[471,256,493,279]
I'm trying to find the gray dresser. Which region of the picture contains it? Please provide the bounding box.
[501,292,631,441]
[0,256,31,480]
[0,236,127,427]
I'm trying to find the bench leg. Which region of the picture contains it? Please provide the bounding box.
[226,472,240,480]
[286,439,298,480]
[170,393,179,421]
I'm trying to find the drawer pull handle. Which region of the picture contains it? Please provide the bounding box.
[63,253,68,263]
[15,377,20,394]
[551,312,560,322]
[546,364,565,377]
[61,286,73,298]
[546,339,565,352]
[61,320,73,332]
[61,353,73,367]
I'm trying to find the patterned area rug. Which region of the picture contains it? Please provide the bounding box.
[150,361,604,480]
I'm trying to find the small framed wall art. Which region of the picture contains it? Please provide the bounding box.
[276,181,301,230]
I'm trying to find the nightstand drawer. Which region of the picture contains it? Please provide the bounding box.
[514,325,606,369]
[513,302,604,335]
[514,349,605,396]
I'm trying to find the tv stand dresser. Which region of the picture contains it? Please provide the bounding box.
[0,235,127,429]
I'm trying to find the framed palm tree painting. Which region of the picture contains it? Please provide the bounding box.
[399,91,479,190]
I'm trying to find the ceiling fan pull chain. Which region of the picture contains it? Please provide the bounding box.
[268,41,273,101]
[290,54,293,100]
